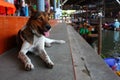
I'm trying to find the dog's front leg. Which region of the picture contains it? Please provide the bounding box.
[40,49,54,68]
[45,37,66,44]
[37,43,54,68]
[18,41,34,71]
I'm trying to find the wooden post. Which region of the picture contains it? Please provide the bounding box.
[98,14,102,55]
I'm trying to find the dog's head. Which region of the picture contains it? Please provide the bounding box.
[27,6,52,35]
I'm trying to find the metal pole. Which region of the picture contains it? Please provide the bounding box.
[58,0,60,8]
[53,0,57,19]
[37,0,45,12]
[61,0,63,22]
[103,0,105,17]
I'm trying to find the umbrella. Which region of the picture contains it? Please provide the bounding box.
[0,0,16,15]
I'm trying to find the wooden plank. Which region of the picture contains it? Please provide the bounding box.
[67,25,120,80]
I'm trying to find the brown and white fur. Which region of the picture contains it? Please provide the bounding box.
[17,7,65,71]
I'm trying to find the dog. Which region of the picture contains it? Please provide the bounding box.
[17,7,65,71]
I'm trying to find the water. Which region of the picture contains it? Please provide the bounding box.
[102,30,120,57]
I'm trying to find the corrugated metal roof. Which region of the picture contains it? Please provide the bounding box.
[64,0,99,5]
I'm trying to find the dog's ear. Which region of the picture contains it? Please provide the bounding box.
[29,6,40,20]
[32,12,41,20]
[29,6,37,13]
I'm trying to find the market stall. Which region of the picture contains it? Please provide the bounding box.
[0,0,16,15]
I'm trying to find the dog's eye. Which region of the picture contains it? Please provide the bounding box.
[37,17,43,21]
[48,17,50,20]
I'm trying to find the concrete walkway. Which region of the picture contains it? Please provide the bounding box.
[0,22,120,80]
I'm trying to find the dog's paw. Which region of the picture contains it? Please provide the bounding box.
[25,62,34,71]
[45,43,52,47]
[59,40,66,44]
[45,62,54,69]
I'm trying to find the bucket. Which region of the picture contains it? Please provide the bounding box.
[104,58,117,68]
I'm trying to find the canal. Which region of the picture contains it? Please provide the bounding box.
[102,30,120,58]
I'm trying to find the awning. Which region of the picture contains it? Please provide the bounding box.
[0,0,16,15]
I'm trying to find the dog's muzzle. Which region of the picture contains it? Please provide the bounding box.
[45,24,51,32]
[44,24,51,37]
